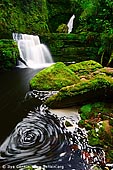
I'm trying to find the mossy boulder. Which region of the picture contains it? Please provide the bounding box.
[45,75,113,108]
[30,62,80,91]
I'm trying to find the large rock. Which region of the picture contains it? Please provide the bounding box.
[30,62,80,91]
[45,75,113,108]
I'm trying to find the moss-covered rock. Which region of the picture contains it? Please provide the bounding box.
[94,67,113,77]
[45,75,113,108]
[30,62,80,91]
[68,60,103,77]
[40,33,100,63]
[0,39,19,71]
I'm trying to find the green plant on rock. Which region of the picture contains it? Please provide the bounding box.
[68,60,103,77]
[79,104,92,119]
[56,24,68,33]
[88,129,100,146]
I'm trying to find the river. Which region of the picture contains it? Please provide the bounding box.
[0,67,105,170]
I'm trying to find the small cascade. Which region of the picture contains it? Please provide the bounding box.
[67,14,75,33]
[12,33,54,69]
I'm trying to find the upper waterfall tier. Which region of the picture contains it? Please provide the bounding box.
[12,33,54,69]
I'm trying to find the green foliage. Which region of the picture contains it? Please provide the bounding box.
[0,0,49,38]
[98,29,113,66]
[56,24,68,33]
[75,0,113,34]
[88,129,100,146]
[78,101,113,162]
[109,119,113,126]
[80,104,92,119]
[107,150,113,161]
[0,40,19,71]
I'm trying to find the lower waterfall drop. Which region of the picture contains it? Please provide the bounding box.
[13,33,54,69]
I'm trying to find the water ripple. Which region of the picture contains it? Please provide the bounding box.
[0,105,70,166]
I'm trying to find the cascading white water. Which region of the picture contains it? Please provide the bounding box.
[67,14,75,33]
[12,33,54,69]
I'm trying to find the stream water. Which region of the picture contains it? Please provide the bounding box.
[0,68,106,170]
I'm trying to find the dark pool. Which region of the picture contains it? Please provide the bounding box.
[0,68,41,144]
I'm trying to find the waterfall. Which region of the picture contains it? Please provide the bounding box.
[12,33,54,69]
[67,14,75,33]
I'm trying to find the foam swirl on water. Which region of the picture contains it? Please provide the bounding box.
[0,98,106,169]
[0,105,70,166]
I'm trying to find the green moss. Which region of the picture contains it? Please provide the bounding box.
[68,60,103,76]
[80,104,92,120]
[96,67,113,77]
[30,62,80,91]
[56,24,68,33]
[0,39,19,71]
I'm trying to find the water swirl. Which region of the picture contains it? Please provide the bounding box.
[0,101,105,169]
[0,105,69,166]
